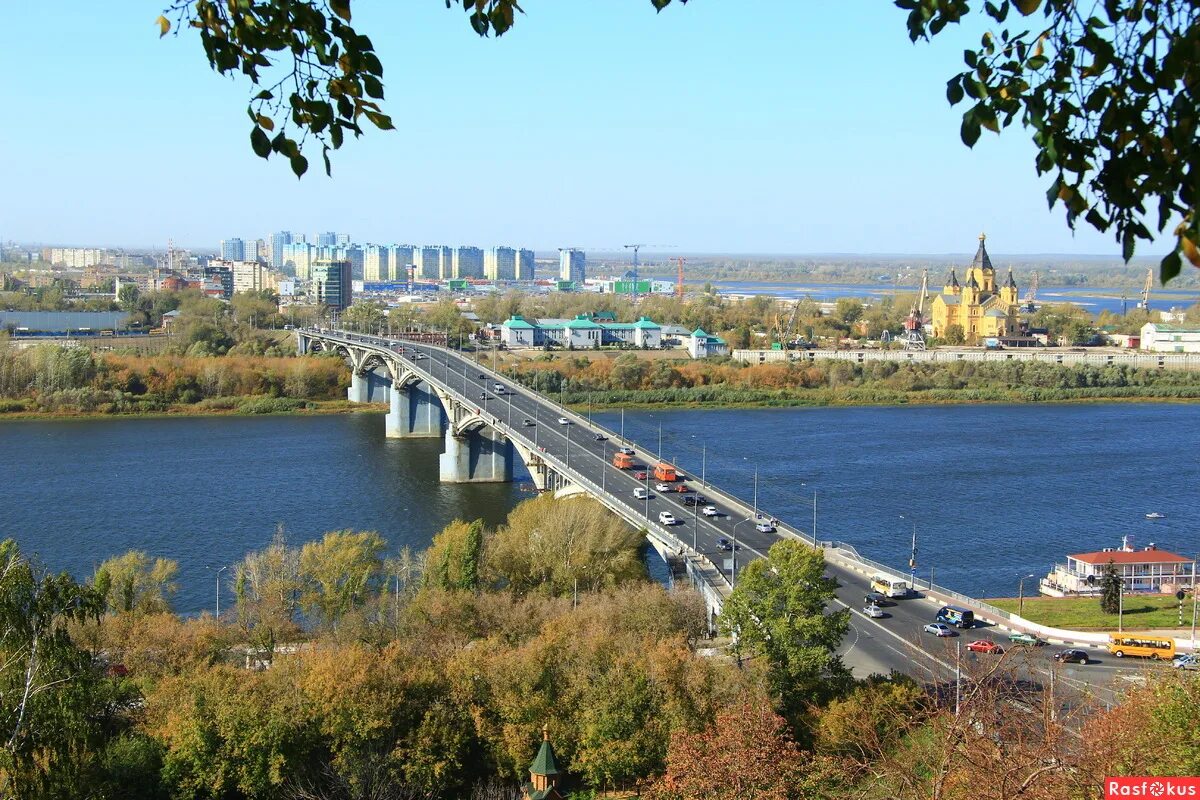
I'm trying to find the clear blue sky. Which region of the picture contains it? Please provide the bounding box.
[0,2,1155,258]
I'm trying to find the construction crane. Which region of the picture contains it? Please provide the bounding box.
[623,244,645,301]
[1022,271,1040,313]
[1138,268,1153,311]
[899,269,929,351]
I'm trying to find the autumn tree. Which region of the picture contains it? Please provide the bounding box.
[233,526,303,646]
[93,550,180,615]
[646,700,823,800]
[298,530,387,626]
[719,540,850,718]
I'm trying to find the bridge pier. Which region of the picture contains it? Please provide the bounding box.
[347,372,370,404]
[439,428,514,483]
[386,382,445,438]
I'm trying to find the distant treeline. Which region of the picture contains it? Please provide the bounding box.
[0,345,347,415]
[507,355,1200,408]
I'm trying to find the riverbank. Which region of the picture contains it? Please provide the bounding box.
[557,385,1200,412]
[0,397,382,421]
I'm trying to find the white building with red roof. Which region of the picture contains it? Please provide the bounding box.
[1040,538,1195,597]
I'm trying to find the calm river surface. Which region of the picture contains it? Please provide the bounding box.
[2,404,1197,613]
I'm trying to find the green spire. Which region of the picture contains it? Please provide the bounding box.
[530,727,560,777]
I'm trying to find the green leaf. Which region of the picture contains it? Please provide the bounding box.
[946,77,964,105]
[330,0,352,22]
[1160,250,1182,284]
[290,154,309,179]
[364,110,394,131]
[960,110,982,148]
[250,126,271,159]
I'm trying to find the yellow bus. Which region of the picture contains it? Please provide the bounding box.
[1107,635,1176,660]
[870,574,910,598]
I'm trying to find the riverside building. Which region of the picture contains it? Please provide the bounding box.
[930,234,1021,344]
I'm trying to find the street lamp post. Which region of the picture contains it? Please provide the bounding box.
[206,565,228,618]
[901,514,917,590]
[1018,573,1035,617]
[732,517,754,588]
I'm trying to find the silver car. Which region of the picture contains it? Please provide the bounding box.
[923,622,954,637]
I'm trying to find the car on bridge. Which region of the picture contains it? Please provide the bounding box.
[658,511,679,526]
[478,373,485,379]
[557,417,571,425]
[923,623,955,637]
[865,591,889,606]
[479,392,490,401]
[522,419,535,427]
[680,495,700,506]
[633,470,649,480]
[633,488,650,500]
[1054,648,1091,665]
[655,482,672,492]
[863,604,885,619]
[966,639,1004,655]
[717,537,736,551]
[618,446,635,455]
[1008,631,1043,647]
[593,433,607,441]
[755,521,776,533]
[702,505,720,517]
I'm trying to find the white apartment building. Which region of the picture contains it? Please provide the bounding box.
[485,246,517,280]
[559,248,585,283]
[388,245,415,281]
[363,245,388,282]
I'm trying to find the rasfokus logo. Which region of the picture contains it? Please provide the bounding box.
[1107,778,1200,798]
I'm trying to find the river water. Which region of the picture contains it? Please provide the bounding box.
[2,404,1197,613]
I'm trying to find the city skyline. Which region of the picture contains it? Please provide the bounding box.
[0,4,1178,258]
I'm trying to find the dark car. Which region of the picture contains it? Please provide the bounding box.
[522,419,535,427]
[1053,648,1091,665]
[681,495,700,506]
[478,373,485,379]
[594,433,608,441]
[865,591,889,606]
[717,537,732,551]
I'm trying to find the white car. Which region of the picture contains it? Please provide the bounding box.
[633,488,650,500]
[863,604,885,619]
[755,521,776,533]
[658,511,678,526]
[655,482,672,492]
[557,417,571,425]
[702,505,719,517]
[923,623,954,637]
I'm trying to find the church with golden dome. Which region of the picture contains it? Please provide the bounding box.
[930,234,1021,344]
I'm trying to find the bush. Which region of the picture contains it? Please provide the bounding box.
[0,399,26,413]
[236,397,309,415]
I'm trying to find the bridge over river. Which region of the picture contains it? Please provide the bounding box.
[298,328,1185,698]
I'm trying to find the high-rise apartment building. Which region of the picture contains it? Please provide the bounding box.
[363,245,389,282]
[282,242,315,279]
[517,249,536,281]
[203,264,234,299]
[437,246,455,280]
[316,232,339,248]
[387,245,415,281]
[223,260,274,294]
[485,246,516,281]
[414,246,440,280]
[269,231,293,267]
[341,244,364,279]
[452,246,484,279]
[312,259,352,309]
[220,238,245,262]
[559,248,586,283]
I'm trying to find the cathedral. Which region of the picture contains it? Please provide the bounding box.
[930,234,1021,344]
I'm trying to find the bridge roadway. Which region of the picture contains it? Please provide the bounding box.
[304,329,1155,700]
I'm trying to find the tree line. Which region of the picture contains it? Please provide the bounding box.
[4,492,1200,799]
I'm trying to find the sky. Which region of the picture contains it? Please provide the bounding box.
[0,1,1162,258]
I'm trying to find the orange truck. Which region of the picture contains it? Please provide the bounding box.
[612,452,635,469]
[653,462,677,482]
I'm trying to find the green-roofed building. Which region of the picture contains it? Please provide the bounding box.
[522,726,564,800]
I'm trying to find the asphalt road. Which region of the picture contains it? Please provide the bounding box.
[326,331,1171,698]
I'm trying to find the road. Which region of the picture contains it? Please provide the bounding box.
[337,332,1166,699]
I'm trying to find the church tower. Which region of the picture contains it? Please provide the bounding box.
[523,726,563,800]
[1001,268,1019,307]
[965,233,996,293]
[942,269,961,296]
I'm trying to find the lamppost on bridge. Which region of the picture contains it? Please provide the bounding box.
[799,483,818,541]
[732,517,755,588]
[743,458,760,519]
[206,565,228,618]
[900,514,917,590]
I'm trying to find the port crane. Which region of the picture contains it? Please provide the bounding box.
[1137,268,1153,311]
[899,269,929,351]
[621,243,674,300]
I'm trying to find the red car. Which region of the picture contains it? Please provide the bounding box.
[633,471,648,480]
[673,484,690,493]
[966,639,1004,655]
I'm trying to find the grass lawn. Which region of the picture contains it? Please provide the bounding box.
[988,594,1194,632]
